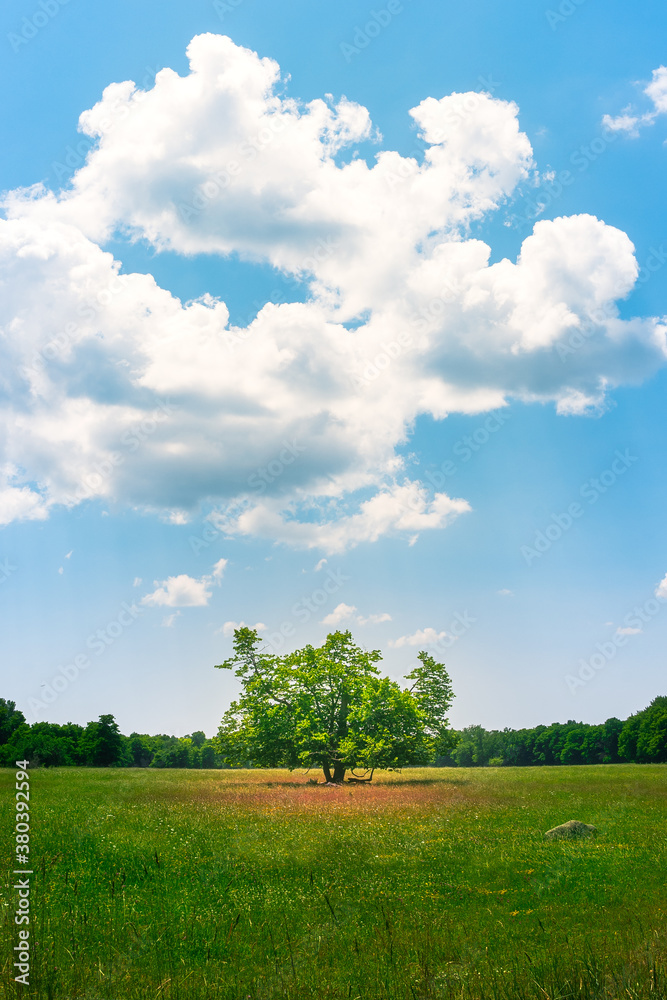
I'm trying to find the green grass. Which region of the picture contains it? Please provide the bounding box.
[1,765,666,999]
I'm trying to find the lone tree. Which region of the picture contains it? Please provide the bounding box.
[215,628,454,783]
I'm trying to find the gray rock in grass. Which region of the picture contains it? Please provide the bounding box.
[544,819,598,840]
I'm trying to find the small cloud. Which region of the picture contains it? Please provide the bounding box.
[655,573,667,600]
[65,550,73,559]
[133,577,142,587]
[161,612,181,628]
[211,557,227,581]
[357,612,392,625]
[321,602,357,626]
[163,510,189,525]
[616,626,642,636]
[141,560,227,608]
[314,558,327,572]
[218,620,266,636]
[602,112,645,137]
[389,627,452,648]
[497,588,514,597]
[602,66,667,137]
[58,566,63,575]
[142,574,212,607]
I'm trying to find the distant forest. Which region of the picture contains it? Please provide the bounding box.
[0,696,665,769]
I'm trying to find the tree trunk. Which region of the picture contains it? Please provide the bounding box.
[332,762,346,784]
[322,763,346,783]
[329,688,350,784]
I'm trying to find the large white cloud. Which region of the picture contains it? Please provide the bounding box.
[0,35,665,548]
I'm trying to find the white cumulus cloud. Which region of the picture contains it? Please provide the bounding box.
[142,574,213,608]
[142,558,227,608]
[321,603,357,626]
[0,35,664,550]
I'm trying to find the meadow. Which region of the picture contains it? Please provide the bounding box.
[1,765,665,1000]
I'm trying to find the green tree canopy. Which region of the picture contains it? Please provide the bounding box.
[78,714,123,767]
[0,699,26,744]
[619,696,667,763]
[214,628,454,783]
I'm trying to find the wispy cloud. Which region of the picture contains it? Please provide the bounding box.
[357,612,392,625]
[218,620,267,636]
[389,627,453,648]
[320,603,392,627]
[161,612,181,628]
[603,65,667,136]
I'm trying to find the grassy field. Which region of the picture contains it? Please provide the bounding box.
[1,765,666,1000]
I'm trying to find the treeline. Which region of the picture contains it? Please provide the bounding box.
[443,696,667,767]
[0,696,665,769]
[0,705,223,769]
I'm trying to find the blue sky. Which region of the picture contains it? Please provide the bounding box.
[1,0,666,738]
